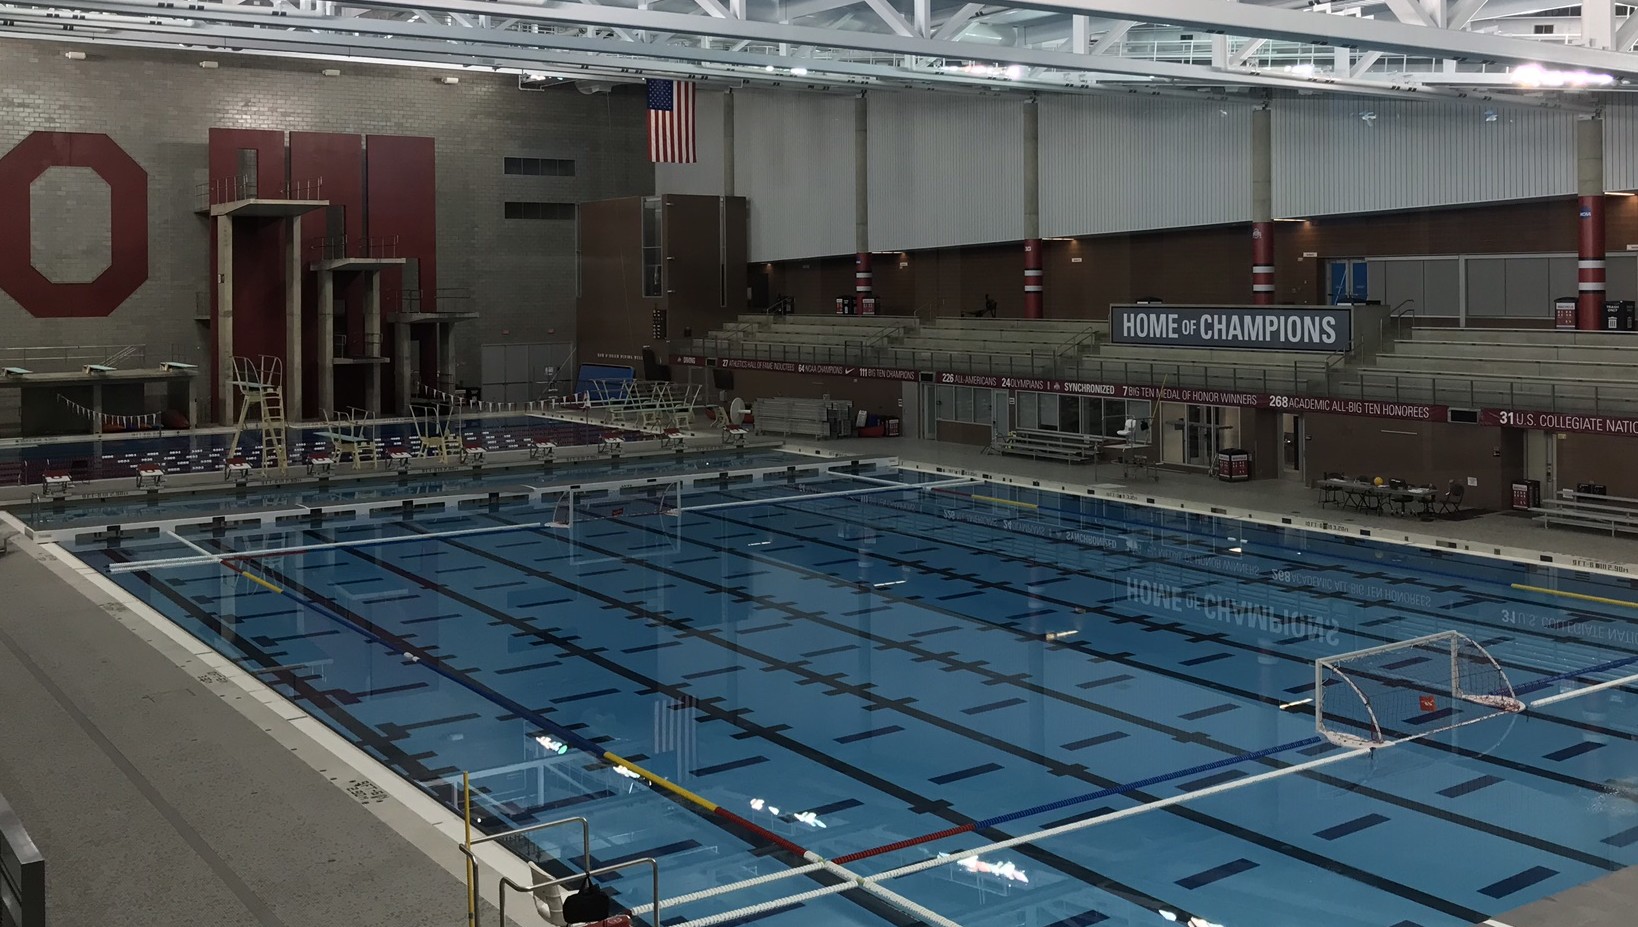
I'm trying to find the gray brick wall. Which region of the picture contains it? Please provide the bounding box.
[0,41,653,394]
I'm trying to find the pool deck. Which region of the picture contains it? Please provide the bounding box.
[1,435,1634,927]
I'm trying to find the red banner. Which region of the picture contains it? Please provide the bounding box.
[1480,408,1638,435]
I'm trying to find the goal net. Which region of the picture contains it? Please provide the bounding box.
[1316,630,1524,748]
[565,479,684,565]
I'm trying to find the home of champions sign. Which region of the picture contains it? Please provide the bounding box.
[1109,305,1352,352]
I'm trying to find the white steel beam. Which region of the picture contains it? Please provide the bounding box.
[1617,12,1638,51]
[931,2,982,39]
[992,0,1638,76]
[1087,18,1134,54]
[1069,13,1088,53]
[1383,0,1434,27]
[1229,37,1267,67]
[1445,0,1489,30]
[1349,49,1382,76]
[861,0,914,37]
[1584,0,1615,50]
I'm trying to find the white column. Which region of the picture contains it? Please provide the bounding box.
[1584,0,1615,49]
[285,218,303,420]
[317,270,335,415]
[216,216,234,424]
[722,89,736,198]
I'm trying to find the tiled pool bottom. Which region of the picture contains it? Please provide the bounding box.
[63,468,1638,927]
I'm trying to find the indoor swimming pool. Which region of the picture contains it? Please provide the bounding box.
[49,454,1638,927]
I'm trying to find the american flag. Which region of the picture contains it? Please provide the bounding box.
[646,78,696,163]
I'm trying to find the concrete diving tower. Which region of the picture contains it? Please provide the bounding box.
[309,235,406,415]
[201,176,328,424]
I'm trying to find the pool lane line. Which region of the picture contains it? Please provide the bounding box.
[218,528,835,865]
[434,518,1518,920]
[831,735,1326,866]
[746,485,1638,742]
[601,501,1633,870]
[695,489,1638,756]
[374,520,1240,925]
[1511,583,1638,610]
[594,751,811,857]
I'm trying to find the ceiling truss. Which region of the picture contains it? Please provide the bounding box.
[0,0,1633,102]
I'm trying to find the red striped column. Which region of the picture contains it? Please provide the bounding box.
[1024,238,1044,319]
[854,252,873,298]
[1578,197,1607,329]
[1252,223,1275,306]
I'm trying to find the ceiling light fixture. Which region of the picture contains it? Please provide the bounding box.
[1511,63,1614,88]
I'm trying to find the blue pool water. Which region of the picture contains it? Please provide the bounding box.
[63,462,1638,927]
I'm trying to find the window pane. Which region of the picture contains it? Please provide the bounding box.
[973,389,991,425]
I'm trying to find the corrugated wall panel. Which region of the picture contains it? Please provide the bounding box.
[1272,98,1575,218]
[866,92,1025,251]
[1603,102,1638,192]
[654,88,726,197]
[737,90,857,261]
[1041,95,1251,238]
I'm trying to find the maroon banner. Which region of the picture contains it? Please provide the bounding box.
[1481,408,1638,436]
[670,355,916,381]
[677,355,1453,423]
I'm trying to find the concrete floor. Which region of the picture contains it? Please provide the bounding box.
[1,434,1633,927]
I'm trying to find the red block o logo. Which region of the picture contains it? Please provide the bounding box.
[0,132,148,318]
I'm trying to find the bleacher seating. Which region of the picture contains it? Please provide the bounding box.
[986,428,1105,462]
[1333,328,1638,417]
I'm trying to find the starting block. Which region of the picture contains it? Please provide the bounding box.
[307,453,335,477]
[225,456,252,482]
[724,425,748,447]
[529,438,558,461]
[599,433,625,457]
[661,428,687,451]
[461,442,487,465]
[136,463,166,490]
[387,448,412,473]
[42,470,72,499]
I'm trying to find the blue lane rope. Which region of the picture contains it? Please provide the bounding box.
[1514,653,1638,697]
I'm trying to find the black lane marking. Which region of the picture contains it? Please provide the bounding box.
[550,688,621,704]
[1437,776,1503,798]
[361,527,1239,923]
[1176,770,1246,792]
[622,641,683,654]
[692,756,769,777]
[1062,732,1128,751]
[494,660,563,675]
[587,508,1620,890]
[1043,911,1109,927]
[929,763,1003,785]
[962,698,1027,715]
[1077,675,1134,690]
[703,493,1637,797]
[1176,858,1257,890]
[619,507,1618,890]
[682,666,743,680]
[1179,653,1232,667]
[1602,824,1638,848]
[1544,741,1604,762]
[1314,814,1390,841]
[835,725,903,744]
[1478,865,1558,899]
[1179,704,1240,722]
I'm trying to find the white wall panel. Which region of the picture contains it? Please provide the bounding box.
[1602,102,1638,192]
[654,88,726,197]
[866,92,1025,251]
[1272,99,1575,218]
[736,90,857,261]
[1041,95,1251,238]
